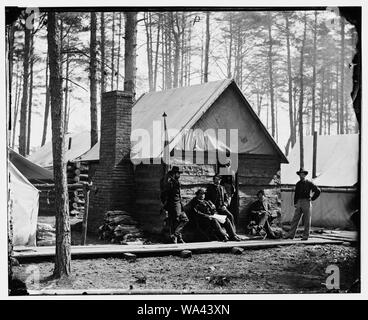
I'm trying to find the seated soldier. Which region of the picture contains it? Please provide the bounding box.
[247,190,278,239]
[189,189,241,242]
[206,174,235,226]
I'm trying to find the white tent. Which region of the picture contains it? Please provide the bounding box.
[9,161,39,246]
[281,134,359,187]
[280,134,359,229]
[27,131,94,168]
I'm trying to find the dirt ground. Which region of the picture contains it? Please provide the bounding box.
[13,244,359,294]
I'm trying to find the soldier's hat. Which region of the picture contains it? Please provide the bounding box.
[296,168,308,175]
[195,188,205,195]
[170,166,183,174]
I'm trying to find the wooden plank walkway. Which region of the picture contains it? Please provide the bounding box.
[311,230,357,242]
[14,237,343,261]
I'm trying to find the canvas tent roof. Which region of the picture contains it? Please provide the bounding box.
[76,79,286,163]
[27,131,94,168]
[9,148,53,182]
[281,134,359,187]
[76,126,231,163]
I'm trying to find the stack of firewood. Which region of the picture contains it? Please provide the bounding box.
[36,222,56,246]
[98,211,144,244]
[67,161,89,216]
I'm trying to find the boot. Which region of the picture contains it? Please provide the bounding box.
[170,235,177,244]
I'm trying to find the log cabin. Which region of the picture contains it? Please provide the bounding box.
[76,79,288,235]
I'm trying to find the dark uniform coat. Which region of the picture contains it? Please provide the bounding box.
[205,184,230,209]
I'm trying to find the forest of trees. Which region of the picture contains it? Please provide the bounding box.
[6,8,359,280]
[7,9,139,278]
[8,10,358,158]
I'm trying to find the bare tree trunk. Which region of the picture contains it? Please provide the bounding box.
[170,13,181,88]
[8,25,15,148]
[161,16,165,90]
[267,13,276,138]
[111,12,115,91]
[285,13,295,150]
[319,68,325,135]
[298,13,307,169]
[339,17,345,134]
[275,99,279,143]
[266,92,269,130]
[100,12,106,97]
[12,61,21,149]
[90,12,98,147]
[336,61,340,134]
[8,25,15,102]
[63,35,70,134]
[180,13,185,87]
[166,18,173,89]
[227,15,233,78]
[172,46,180,88]
[59,18,64,105]
[345,94,349,133]
[124,12,137,94]
[47,11,71,278]
[26,32,34,155]
[233,25,242,84]
[153,14,161,91]
[116,12,122,90]
[187,25,192,86]
[18,26,31,156]
[311,11,318,135]
[200,23,204,83]
[328,81,332,135]
[41,51,50,146]
[203,11,210,83]
[145,12,154,91]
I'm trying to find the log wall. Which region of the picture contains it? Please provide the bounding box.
[134,155,282,236]
[237,154,281,233]
[133,163,216,234]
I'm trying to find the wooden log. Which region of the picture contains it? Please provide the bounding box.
[73,194,85,201]
[238,176,277,186]
[123,252,137,262]
[231,247,244,255]
[39,192,56,197]
[72,161,81,169]
[72,198,85,205]
[180,250,192,258]
[71,203,84,210]
[69,190,83,197]
[78,164,89,171]
[67,176,80,183]
[34,183,85,189]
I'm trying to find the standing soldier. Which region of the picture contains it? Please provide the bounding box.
[284,168,321,240]
[162,166,189,243]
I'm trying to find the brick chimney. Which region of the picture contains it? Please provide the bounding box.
[88,91,135,233]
